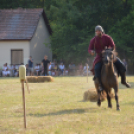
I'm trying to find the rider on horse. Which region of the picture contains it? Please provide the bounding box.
[88,25,131,91]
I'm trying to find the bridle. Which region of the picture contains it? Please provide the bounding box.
[101,49,116,61]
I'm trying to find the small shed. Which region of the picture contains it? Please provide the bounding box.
[0,8,52,67]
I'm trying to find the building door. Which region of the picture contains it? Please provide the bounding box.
[11,49,23,65]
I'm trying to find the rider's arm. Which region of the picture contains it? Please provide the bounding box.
[108,36,115,50]
[88,38,95,56]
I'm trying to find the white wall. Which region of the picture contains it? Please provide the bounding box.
[0,41,30,67]
[30,14,52,65]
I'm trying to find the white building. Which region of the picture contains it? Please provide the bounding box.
[0,8,52,67]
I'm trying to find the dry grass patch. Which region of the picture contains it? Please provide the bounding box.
[0,76,134,134]
[83,88,115,102]
[26,76,54,83]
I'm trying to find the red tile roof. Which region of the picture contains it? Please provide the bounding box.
[0,8,52,40]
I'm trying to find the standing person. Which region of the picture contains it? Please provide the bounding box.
[28,56,33,76]
[25,64,30,76]
[88,25,130,91]
[69,63,73,75]
[54,63,58,76]
[34,63,40,76]
[59,63,65,76]
[78,63,83,75]
[48,62,52,76]
[51,61,55,70]
[39,62,44,76]
[42,55,50,76]
[72,63,76,75]
[12,64,16,77]
[83,63,90,76]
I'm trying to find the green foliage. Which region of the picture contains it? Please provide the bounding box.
[0,0,44,8]
[110,0,134,62]
[0,0,133,65]
[46,0,131,64]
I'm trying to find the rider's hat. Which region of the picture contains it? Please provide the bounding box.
[95,25,104,33]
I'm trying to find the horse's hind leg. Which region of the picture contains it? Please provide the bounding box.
[114,86,120,111]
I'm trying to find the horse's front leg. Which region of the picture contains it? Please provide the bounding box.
[114,86,120,111]
[95,81,101,107]
[106,90,112,108]
[97,89,101,107]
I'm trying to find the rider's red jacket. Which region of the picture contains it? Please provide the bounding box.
[88,34,115,74]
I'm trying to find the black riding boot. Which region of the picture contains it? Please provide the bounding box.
[97,77,103,91]
[120,72,131,88]
[114,57,131,88]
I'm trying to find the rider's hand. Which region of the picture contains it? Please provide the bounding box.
[90,50,95,56]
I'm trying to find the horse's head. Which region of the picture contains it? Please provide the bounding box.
[101,48,117,65]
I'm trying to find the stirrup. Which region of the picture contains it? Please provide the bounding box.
[93,76,96,81]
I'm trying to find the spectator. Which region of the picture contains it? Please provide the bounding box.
[8,64,13,76]
[59,59,64,64]
[51,70,56,76]
[26,64,29,76]
[28,56,33,76]
[72,63,76,75]
[77,63,83,75]
[0,66,2,77]
[2,63,10,77]
[48,62,52,76]
[54,63,58,76]
[34,63,40,76]
[42,55,50,76]
[69,63,73,75]
[64,69,69,76]
[59,63,65,76]
[51,61,55,70]
[39,62,44,76]
[12,64,16,77]
[15,64,19,77]
[72,63,76,69]
[83,63,90,76]
[8,64,12,69]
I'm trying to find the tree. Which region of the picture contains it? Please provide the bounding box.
[109,0,134,73]
[45,0,131,64]
[0,0,133,66]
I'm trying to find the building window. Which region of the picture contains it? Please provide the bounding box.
[11,49,23,65]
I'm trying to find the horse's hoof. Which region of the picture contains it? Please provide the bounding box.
[97,104,101,107]
[126,83,131,88]
[97,101,101,107]
[116,108,120,111]
[122,82,131,88]
[108,106,112,109]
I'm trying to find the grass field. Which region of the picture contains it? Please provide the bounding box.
[0,76,134,134]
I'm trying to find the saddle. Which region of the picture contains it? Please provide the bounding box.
[93,63,119,81]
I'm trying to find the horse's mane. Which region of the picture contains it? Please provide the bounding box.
[105,48,118,57]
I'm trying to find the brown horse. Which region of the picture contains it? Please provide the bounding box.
[94,49,120,110]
